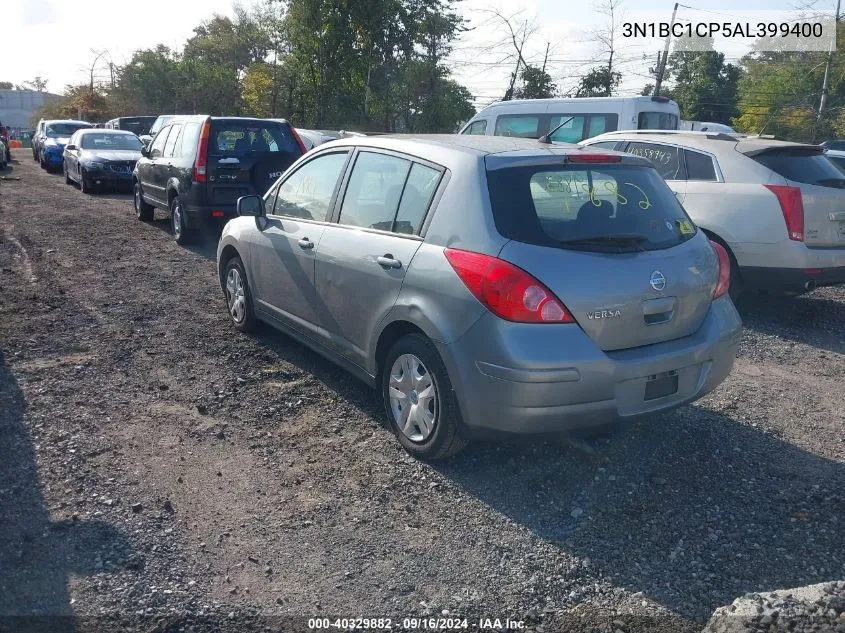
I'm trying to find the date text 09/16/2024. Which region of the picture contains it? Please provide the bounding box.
[307,617,527,630]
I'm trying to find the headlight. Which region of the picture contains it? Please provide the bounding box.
[86,161,105,170]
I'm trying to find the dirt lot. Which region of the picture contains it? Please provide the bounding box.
[0,150,843,633]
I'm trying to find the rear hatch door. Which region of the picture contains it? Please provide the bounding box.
[486,154,718,352]
[744,144,845,246]
[207,119,304,206]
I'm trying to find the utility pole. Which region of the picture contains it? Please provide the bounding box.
[654,2,679,97]
[818,0,841,124]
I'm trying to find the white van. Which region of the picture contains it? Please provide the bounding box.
[459,96,680,143]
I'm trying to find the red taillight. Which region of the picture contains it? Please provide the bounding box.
[211,211,225,217]
[765,184,804,241]
[444,248,575,323]
[290,127,308,154]
[193,120,210,183]
[568,154,622,163]
[710,240,731,299]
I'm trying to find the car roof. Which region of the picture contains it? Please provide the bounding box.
[45,120,91,125]
[319,133,651,165]
[584,130,819,154]
[77,128,136,135]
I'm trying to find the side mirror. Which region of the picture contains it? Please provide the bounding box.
[65,144,77,151]
[237,195,266,218]
[140,145,149,157]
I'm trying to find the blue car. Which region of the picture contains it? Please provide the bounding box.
[38,120,92,171]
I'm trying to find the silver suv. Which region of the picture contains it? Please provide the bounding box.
[217,135,741,459]
[582,130,845,296]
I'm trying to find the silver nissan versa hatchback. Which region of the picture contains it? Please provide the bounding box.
[217,135,742,459]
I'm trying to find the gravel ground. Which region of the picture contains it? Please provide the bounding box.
[0,151,843,633]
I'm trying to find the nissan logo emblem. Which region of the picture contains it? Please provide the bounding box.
[650,270,666,291]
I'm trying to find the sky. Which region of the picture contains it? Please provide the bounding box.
[5,0,834,112]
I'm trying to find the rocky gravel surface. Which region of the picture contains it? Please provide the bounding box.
[0,152,843,633]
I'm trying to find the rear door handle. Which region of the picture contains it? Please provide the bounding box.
[377,255,402,269]
[298,237,314,250]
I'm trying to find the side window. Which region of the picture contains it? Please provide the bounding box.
[338,152,412,231]
[495,115,539,138]
[394,163,442,235]
[462,120,487,135]
[272,151,349,220]
[685,149,717,181]
[549,115,586,143]
[180,123,201,159]
[625,142,686,180]
[586,141,620,150]
[264,182,281,214]
[163,123,182,158]
[587,114,618,137]
[150,126,170,159]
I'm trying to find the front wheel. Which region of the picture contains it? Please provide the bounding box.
[63,161,72,185]
[79,168,96,194]
[223,256,257,333]
[382,334,468,460]
[170,196,192,245]
[134,182,154,220]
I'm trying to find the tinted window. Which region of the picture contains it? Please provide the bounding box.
[753,149,845,188]
[210,120,300,157]
[495,115,539,138]
[685,150,717,181]
[339,152,412,230]
[80,133,143,150]
[180,123,201,158]
[394,163,441,235]
[586,141,620,150]
[549,115,586,144]
[625,142,686,180]
[150,126,170,158]
[637,112,679,130]
[463,120,487,135]
[827,155,845,173]
[163,123,182,158]
[272,151,348,220]
[486,163,696,251]
[46,123,90,136]
[588,114,618,137]
[824,140,845,150]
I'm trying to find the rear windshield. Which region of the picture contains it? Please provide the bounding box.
[753,149,845,189]
[119,117,156,135]
[637,112,678,130]
[81,133,143,150]
[827,154,845,174]
[486,163,697,252]
[210,120,301,157]
[46,123,90,136]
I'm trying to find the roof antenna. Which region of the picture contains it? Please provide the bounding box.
[539,116,574,144]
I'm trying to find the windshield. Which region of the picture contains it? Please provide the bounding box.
[46,123,90,137]
[210,120,301,157]
[486,162,696,251]
[80,133,143,150]
[637,111,678,130]
[754,149,845,189]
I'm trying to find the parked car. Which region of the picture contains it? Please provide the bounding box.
[581,130,845,296]
[63,129,144,194]
[133,115,307,244]
[0,138,7,170]
[680,120,736,133]
[138,115,177,147]
[32,119,46,161]
[35,120,92,171]
[821,139,845,151]
[216,134,741,459]
[824,148,845,173]
[0,123,11,163]
[459,96,680,143]
[105,116,157,137]
[291,128,341,150]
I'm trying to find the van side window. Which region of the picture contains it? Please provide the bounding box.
[549,115,586,143]
[684,149,718,181]
[625,142,686,180]
[588,114,618,137]
[495,115,539,138]
[463,120,487,135]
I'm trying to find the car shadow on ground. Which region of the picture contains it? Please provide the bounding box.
[433,406,844,622]
[736,289,845,355]
[146,217,220,261]
[0,350,134,633]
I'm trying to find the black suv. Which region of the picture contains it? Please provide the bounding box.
[132,116,306,244]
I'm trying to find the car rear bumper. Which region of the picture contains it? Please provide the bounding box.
[182,202,237,230]
[732,240,845,291]
[436,296,742,438]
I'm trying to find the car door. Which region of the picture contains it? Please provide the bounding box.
[678,148,722,230]
[140,125,172,206]
[314,150,442,369]
[249,149,352,336]
[159,123,182,193]
[65,131,80,178]
[622,140,688,203]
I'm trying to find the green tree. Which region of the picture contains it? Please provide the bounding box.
[0,81,12,90]
[576,67,620,97]
[513,65,556,99]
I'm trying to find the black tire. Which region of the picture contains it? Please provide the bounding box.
[79,168,96,194]
[134,181,154,221]
[170,196,192,245]
[63,160,72,185]
[381,333,468,460]
[39,153,47,170]
[33,148,38,162]
[222,255,257,333]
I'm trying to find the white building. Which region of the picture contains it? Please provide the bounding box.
[0,90,61,131]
